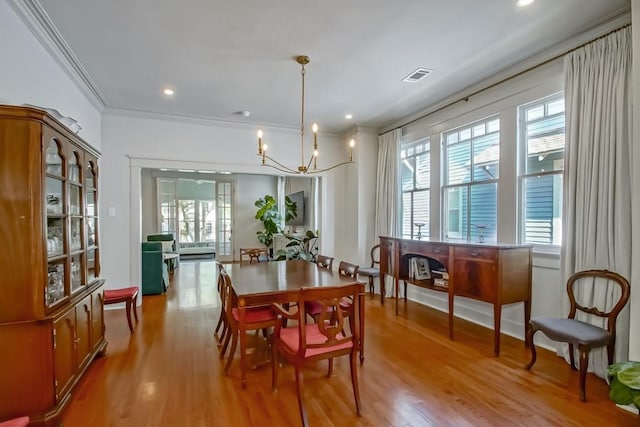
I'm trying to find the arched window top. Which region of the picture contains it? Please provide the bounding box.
[45,139,64,176]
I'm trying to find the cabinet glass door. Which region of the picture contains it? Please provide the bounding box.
[45,139,67,307]
[85,160,99,281]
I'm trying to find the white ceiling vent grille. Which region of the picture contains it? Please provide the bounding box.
[403,68,432,83]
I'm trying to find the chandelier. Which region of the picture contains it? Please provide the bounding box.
[257,55,355,174]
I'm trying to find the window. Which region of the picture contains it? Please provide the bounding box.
[158,178,177,235]
[442,116,499,242]
[400,139,430,239]
[519,93,564,246]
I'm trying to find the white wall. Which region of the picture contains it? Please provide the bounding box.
[0,1,102,146]
[101,111,351,289]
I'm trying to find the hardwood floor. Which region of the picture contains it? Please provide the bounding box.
[61,259,637,426]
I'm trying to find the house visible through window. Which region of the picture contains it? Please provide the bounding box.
[519,93,565,246]
[442,116,499,242]
[400,139,430,240]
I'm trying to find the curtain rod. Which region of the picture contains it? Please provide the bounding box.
[383,23,631,135]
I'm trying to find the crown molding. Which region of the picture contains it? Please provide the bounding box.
[103,106,342,138]
[7,0,107,111]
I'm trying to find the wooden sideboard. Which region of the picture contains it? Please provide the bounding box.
[379,236,532,356]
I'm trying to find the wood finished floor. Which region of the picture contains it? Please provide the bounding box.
[61,259,637,427]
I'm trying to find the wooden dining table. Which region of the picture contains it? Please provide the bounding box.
[227,259,365,387]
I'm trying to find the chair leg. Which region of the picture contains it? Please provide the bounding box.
[368,276,374,296]
[350,351,362,416]
[294,367,309,427]
[578,345,590,401]
[224,331,238,375]
[524,327,537,370]
[569,344,576,370]
[219,325,231,358]
[132,296,139,323]
[328,358,333,377]
[125,299,134,333]
[607,341,615,365]
[214,312,224,338]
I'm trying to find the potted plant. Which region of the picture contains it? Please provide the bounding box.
[274,229,319,261]
[254,195,298,254]
[607,361,640,412]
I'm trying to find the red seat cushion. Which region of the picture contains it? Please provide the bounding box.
[104,286,139,302]
[0,416,30,427]
[231,306,276,323]
[280,324,352,357]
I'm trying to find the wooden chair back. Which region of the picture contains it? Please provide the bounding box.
[316,254,334,271]
[567,269,630,332]
[338,261,359,278]
[369,244,380,268]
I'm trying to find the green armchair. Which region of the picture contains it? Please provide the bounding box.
[147,233,179,272]
[142,242,169,295]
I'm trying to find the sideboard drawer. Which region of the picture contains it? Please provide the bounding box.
[453,246,497,262]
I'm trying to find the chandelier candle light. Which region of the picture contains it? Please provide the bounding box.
[257,55,356,174]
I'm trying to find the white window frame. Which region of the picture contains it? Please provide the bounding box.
[517,92,565,250]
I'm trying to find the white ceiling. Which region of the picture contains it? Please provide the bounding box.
[32,0,630,134]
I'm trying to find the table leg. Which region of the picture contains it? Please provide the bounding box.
[524,299,531,348]
[359,292,365,364]
[448,293,454,340]
[493,304,502,356]
[394,277,399,315]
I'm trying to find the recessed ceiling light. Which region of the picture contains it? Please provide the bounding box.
[517,0,534,7]
[163,88,174,96]
[345,114,353,120]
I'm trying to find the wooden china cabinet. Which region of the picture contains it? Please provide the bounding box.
[0,105,106,426]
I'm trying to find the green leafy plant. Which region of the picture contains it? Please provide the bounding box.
[608,361,640,411]
[274,230,318,261]
[254,195,297,248]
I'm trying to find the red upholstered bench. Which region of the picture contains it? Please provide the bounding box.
[0,416,29,427]
[104,286,139,333]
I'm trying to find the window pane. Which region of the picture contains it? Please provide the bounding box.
[472,124,485,137]
[469,183,497,243]
[526,105,544,121]
[487,119,500,133]
[413,190,429,239]
[444,187,466,240]
[401,158,414,191]
[472,133,499,181]
[523,175,562,245]
[446,141,470,185]
[547,99,565,115]
[460,128,471,141]
[520,93,565,246]
[401,192,412,239]
[415,152,430,189]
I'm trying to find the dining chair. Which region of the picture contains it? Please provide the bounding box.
[316,254,334,271]
[357,244,380,300]
[214,262,228,350]
[525,269,630,401]
[271,283,363,427]
[218,270,279,380]
[305,261,359,322]
[305,261,365,363]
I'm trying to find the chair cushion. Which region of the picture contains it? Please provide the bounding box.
[0,416,30,427]
[530,317,611,347]
[358,267,380,277]
[232,307,276,323]
[104,286,139,302]
[280,324,353,357]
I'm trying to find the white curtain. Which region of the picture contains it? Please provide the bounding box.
[375,129,401,295]
[560,26,632,378]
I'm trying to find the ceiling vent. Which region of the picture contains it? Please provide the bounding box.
[403,68,432,83]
